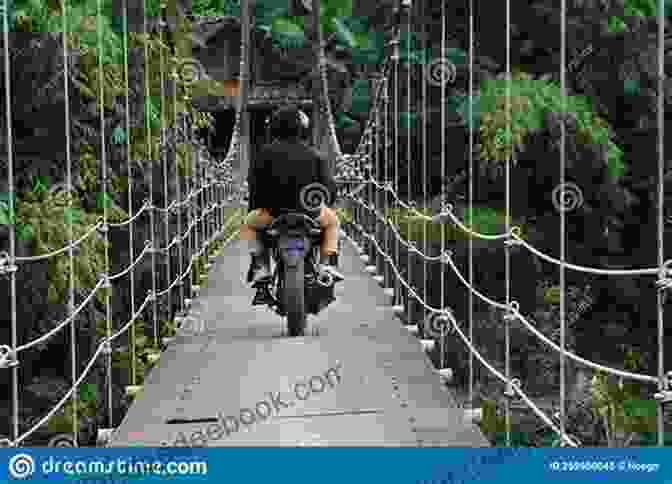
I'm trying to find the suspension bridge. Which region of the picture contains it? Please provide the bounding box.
[1,0,672,449]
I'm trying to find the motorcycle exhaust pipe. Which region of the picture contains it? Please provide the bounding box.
[316,270,334,288]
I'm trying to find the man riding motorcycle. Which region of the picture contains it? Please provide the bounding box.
[240,105,344,301]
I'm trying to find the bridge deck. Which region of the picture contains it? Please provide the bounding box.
[108,231,489,447]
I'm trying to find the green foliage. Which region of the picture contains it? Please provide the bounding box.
[193,0,240,17]
[193,111,215,131]
[544,285,561,305]
[622,77,640,96]
[335,207,353,225]
[334,111,355,129]
[0,192,33,240]
[478,72,625,181]
[107,323,148,385]
[101,319,167,386]
[14,0,124,65]
[175,142,194,177]
[398,30,430,66]
[392,206,519,243]
[479,399,507,442]
[349,79,370,115]
[79,143,98,192]
[0,0,16,32]
[47,383,97,434]
[192,254,206,283]
[16,189,111,305]
[319,0,352,35]
[607,0,672,32]
[271,17,305,48]
[590,349,657,446]
[449,94,480,130]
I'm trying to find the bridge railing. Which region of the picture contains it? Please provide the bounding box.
[336,0,672,447]
[0,0,246,447]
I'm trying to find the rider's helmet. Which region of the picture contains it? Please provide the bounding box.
[268,105,310,142]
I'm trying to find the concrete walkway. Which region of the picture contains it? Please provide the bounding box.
[109,229,489,447]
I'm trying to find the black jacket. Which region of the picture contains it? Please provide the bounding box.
[247,140,337,217]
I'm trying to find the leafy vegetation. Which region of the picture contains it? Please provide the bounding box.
[16,189,124,305]
[477,72,625,181]
[590,349,658,446]
[47,383,98,434]
[607,0,672,33]
[390,206,525,243]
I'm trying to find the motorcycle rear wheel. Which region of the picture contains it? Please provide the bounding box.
[283,258,307,336]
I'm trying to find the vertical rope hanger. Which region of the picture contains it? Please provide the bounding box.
[159,2,171,336]
[421,0,427,344]
[559,0,568,446]
[393,16,400,310]
[468,0,474,410]
[63,0,78,446]
[121,0,137,389]
[437,0,447,370]
[656,0,666,448]
[182,62,192,316]
[1,0,17,443]
[96,0,113,429]
[504,0,512,447]
[406,1,412,328]
[372,80,379,276]
[143,0,158,349]
[172,59,184,319]
[383,69,394,288]
[440,0,446,354]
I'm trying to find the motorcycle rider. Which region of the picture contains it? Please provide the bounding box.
[240,105,345,294]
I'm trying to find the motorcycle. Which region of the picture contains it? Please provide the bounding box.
[254,211,339,336]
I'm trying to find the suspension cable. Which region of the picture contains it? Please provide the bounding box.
[468,0,474,411]
[4,0,17,444]
[559,0,568,446]
[64,0,78,446]
[122,0,137,389]
[656,0,666,448]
